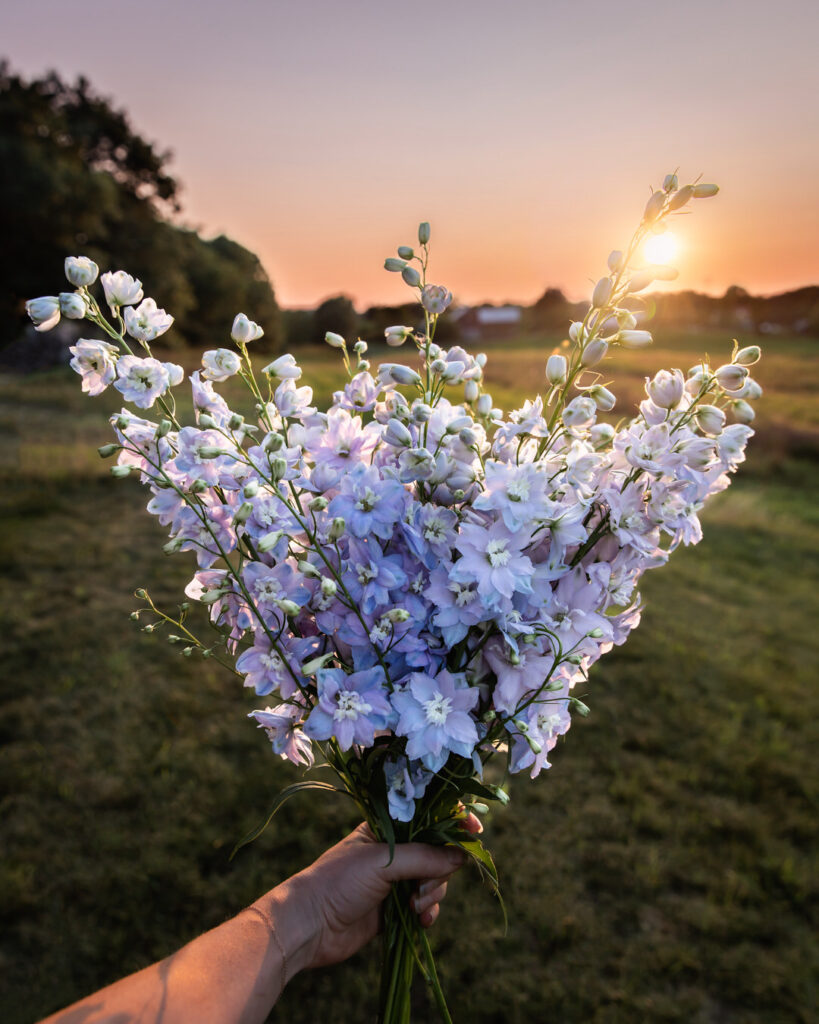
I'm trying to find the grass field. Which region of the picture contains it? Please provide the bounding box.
[1,328,817,1023]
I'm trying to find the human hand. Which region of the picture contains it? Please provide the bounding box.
[273,814,481,971]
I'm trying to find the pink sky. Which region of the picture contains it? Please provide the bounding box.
[3,0,818,308]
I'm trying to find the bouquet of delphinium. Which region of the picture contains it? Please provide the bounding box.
[27,173,762,1023]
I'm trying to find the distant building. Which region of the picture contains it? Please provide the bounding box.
[451,305,523,341]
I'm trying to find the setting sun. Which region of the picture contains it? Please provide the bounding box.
[643,231,678,266]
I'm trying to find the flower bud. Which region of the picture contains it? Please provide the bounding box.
[580,338,608,367]
[714,364,749,392]
[156,419,172,438]
[592,277,614,309]
[385,607,410,623]
[731,399,755,424]
[571,697,591,717]
[412,403,433,422]
[231,313,264,344]
[569,321,587,344]
[98,443,119,458]
[384,257,407,272]
[59,292,87,319]
[354,339,368,354]
[262,354,302,380]
[546,353,568,385]
[626,271,655,293]
[65,256,99,287]
[190,479,209,493]
[666,184,694,211]
[228,413,245,432]
[440,360,465,382]
[308,495,329,511]
[320,578,338,597]
[663,173,679,192]
[111,465,131,478]
[385,325,412,347]
[446,415,473,434]
[263,432,285,452]
[464,379,479,402]
[589,385,616,411]
[734,377,762,401]
[647,368,684,408]
[476,394,493,416]
[101,270,143,310]
[475,352,487,368]
[734,345,761,366]
[297,560,321,577]
[233,501,253,524]
[325,331,346,348]
[196,445,223,459]
[459,427,478,446]
[397,245,414,259]
[275,599,300,617]
[198,413,218,430]
[257,530,284,553]
[25,296,60,331]
[562,396,597,428]
[384,364,422,387]
[608,250,625,273]
[643,189,666,223]
[329,517,346,541]
[589,422,615,447]
[694,404,726,435]
[402,265,421,287]
[384,418,413,447]
[243,479,259,498]
[301,652,334,675]
[418,222,431,245]
[616,310,638,330]
[693,183,719,198]
[617,330,653,348]
[269,456,287,481]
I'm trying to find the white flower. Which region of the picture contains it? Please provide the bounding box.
[124,298,174,342]
[546,354,568,385]
[617,329,653,348]
[69,339,119,395]
[231,313,264,344]
[262,354,302,380]
[202,348,242,382]
[59,292,88,319]
[694,404,726,436]
[714,364,748,393]
[325,332,346,348]
[647,368,684,408]
[581,339,608,367]
[384,325,412,347]
[25,296,60,331]
[64,256,99,287]
[421,285,453,315]
[101,271,144,311]
[562,396,597,428]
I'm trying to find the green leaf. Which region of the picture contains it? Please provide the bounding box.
[230,780,344,859]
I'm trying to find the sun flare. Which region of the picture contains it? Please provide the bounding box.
[643,232,678,265]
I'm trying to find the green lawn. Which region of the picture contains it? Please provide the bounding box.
[0,329,817,1023]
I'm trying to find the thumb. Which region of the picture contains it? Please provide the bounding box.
[379,843,466,884]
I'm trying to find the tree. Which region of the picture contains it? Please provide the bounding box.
[0,64,280,349]
[313,295,358,345]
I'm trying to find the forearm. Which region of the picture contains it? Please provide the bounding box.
[39,879,318,1024]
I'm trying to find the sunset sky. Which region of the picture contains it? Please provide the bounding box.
[3,0,818,309]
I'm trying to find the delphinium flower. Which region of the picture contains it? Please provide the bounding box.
[27,173,764,1024]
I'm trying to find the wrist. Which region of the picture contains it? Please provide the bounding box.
[251,875,321,983]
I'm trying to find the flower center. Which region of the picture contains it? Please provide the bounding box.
[260,651,284,672]
[423,691,453,726]
[537,711,563,738]
[486,539,510,567]
[356,563,377,584]
[508,478,530,502]
[334,690,372,721]
[355,487,378,512]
